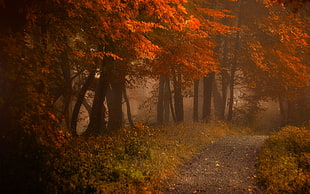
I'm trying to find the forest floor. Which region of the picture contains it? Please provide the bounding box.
[162,135,269,194]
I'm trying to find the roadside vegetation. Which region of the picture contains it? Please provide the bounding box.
[43,122,232,193]
[257,126,310,193]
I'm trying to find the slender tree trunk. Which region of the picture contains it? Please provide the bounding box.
[202,73,214,122]
[227,0,242,122]
[173,74,184,122]
[71,71,95,135]
[227,65,236,122]
[227,33,239,122]
[157,75,165,124]
[221,71,229,118]
[123,87,135,128]
[163,76,170,123]
[61,53,72,130]
[193,80,199,122]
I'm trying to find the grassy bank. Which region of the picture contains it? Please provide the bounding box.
[257,126,310,193]
[44,122,232,193]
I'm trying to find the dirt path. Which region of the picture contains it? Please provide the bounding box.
[163,135,268,194]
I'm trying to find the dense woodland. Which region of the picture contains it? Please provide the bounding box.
[0,0,309,192]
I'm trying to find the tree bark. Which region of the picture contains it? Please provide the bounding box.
[193,80,199,122]
[60,51,72,130]
[227,65,236,122]
[157,75,165,124]
[107,79,124,131]
[85,68,108,136]
[173,74,184,122]
[163,76,170,123]
[202,73,214,122]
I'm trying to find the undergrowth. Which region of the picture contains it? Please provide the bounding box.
[257,126,310,193]
[43,122,231,193]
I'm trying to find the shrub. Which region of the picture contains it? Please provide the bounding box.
[43,122,231,193]
[257,126,310,193]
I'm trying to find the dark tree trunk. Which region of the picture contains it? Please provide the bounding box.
[202,73,214,122]
[193,80,199,122]
[227,0,242,122]
[227,66,236,122]
[213,71,229,121]
[61,52,72,130]
[123,87,135,128]
[173,74,184,122]
[163,76,170,123]
[71,71,95,136]
[85,69,108,136]
[220,71,229,120]
[107,79,124,131]
[157,75,165,124]
[227,37,239,122]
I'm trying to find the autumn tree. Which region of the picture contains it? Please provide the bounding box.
[150,0,236,124]
[0,0,63,192]
[245,3,310,125]
[214,0,310,126]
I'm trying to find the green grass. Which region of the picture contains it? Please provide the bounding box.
[257,126,310,193]
[43,121,232,193]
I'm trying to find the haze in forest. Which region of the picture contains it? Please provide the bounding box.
[0,0,309,193]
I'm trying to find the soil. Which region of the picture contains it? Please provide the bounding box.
[163,135,269,194]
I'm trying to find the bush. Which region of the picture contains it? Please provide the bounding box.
[45,128,155,193]
[43,122,231,193]
[257,126,310,193]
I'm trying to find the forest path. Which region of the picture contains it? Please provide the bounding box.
[163,135,268,194]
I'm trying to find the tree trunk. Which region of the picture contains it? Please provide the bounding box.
[123,87,135,128]
[61,51,72,130]
[163,76,170,123]
[157,75,165,124]
[213,72,229,121]
[227,66,236,122]
[173,74,184,122]
[71,71,95,135]
[227,0,241,122]
[202,73,214,122]
[193,80,199,122]
[85,69,108,136]
[107,79,124,131]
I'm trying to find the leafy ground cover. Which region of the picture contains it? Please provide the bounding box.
[257,126,310,193]
[43,122,233,193]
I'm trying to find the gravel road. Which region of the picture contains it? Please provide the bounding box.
[163,135,268,194]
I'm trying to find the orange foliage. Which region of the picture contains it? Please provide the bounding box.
[246,5,310,96]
